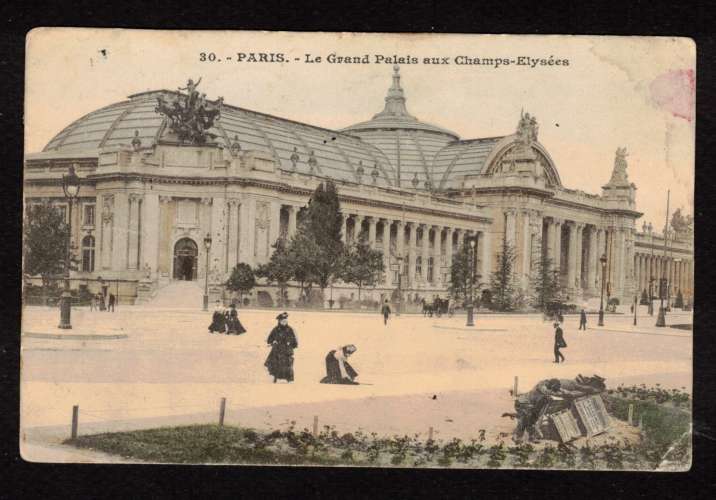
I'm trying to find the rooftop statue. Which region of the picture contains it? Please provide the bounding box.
[516,109,539,145]
[607,147,630,185]
[155,77,222,145]
[671,208,693,239]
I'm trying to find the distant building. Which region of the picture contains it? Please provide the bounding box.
[23,67,693,306]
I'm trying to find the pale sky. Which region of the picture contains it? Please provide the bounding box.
[25,29,695,230]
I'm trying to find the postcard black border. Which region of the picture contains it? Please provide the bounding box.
[1,1,715,498]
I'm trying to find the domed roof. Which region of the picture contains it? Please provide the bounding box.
[341,65,459,139]
[42,90,399,188]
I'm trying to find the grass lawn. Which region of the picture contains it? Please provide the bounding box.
[65,389,691,469]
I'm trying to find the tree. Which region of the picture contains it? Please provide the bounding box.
[295,181,345,300]
[449,244,471,304]
[255,238,293,307]
[23,202,70,299]
[530,253,564,312]
[340,236,384,300]
[226,262,256,305]
[490,239,518,311]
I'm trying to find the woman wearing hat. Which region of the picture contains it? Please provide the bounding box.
[208,300,227,334]
[320,345,359,385]
[264,312,298,383]
[226,303,247,335]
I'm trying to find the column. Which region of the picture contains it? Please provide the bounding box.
[210,196,225,277]
[112,192,130,272]
[575,224,584,290]
[445,227,454,286]
[354,215,364,242]
[269,201,281,248]
[382,219,391,284]
[456,228,465,251]
[567,222,577,291]
[288,205,298,237]
[434,226,442,285]
[396,220,405,259]
[505,210,517,247]
[546,219,555,261]
[238,197,255,267]
[588,226,598,293]
[420,225,429,283]
[521,211,532,290]
[408,222,417,286]
[127,194,141,270]
[480,229,492,279]
[227,199,240,269]
[340,213,347,243]
[157,196,173,277]
[368,217,377,249]
[553,219,562,274]
[141,193,160,276]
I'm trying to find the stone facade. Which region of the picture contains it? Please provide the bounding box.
[23,69,693,306]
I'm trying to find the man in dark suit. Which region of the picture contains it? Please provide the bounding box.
[579,309,587,330]
[553,322,566,363]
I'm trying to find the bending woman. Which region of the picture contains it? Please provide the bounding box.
[320,345,359,385]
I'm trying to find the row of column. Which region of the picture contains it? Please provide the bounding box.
[541,217,619,298]
[634,253,693,300]
[338,212,490,289]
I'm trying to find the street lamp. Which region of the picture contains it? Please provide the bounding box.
[647,222,654,315]
[466,236,478,327]
[59,165,81,329]
[598,253,607,326]
[202,233,212,311]
[396,255,404,316]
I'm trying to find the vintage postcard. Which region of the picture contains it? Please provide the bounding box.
[21,29,694,469]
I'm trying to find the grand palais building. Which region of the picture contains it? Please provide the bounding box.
[24,67,694,308]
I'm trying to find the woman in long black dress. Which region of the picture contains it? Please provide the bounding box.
[320,345,359,385]
[208,301,227,334]
[226,303,247,335]
[264,312,298,382]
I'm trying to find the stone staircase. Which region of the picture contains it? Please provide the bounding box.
[139,279,204,309]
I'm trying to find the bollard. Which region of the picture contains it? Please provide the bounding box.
[628,404,634,426]
[219,398,226,427]
[428,426,434,442]
[71,405,79,440]
[313,416,319,437]
[513,376,519,398]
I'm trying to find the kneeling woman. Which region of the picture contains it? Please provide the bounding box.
[320,345,359,385]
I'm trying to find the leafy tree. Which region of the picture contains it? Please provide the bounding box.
[448,243,483,306]
[23,202,70,295]
[287,231,321,303]
[489,239,518,311]
[226,262,256,305]
[340,236,384,300]
[255,238,293,307]
[294,181,345,300]
[530,253,563,312]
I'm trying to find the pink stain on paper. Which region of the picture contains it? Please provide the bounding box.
[649,69,695,122]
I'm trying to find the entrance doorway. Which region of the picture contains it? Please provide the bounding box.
[173,238,198,280]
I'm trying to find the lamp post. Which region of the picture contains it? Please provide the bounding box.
[59,165,81,329]
[646,222,654,315]
[396,255,403,316]
[598,253,607,326]
[656,191,670,328]
[203,233,212,311]
[466,235,478,327]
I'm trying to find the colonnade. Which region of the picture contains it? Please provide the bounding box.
[634,252,693,302]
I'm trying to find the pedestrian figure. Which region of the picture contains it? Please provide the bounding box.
[98,293,106,311]
[226,303,247,335]
[208,300,227,334]
[553,322,566,363]
[108,293,116,312]
[89,293,96,311]
[320,344,359,384]
[579,309,587,331]
[264,312,298,383]
[381,300,391,326]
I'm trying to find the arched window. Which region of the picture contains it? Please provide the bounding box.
[82,235,95,272]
